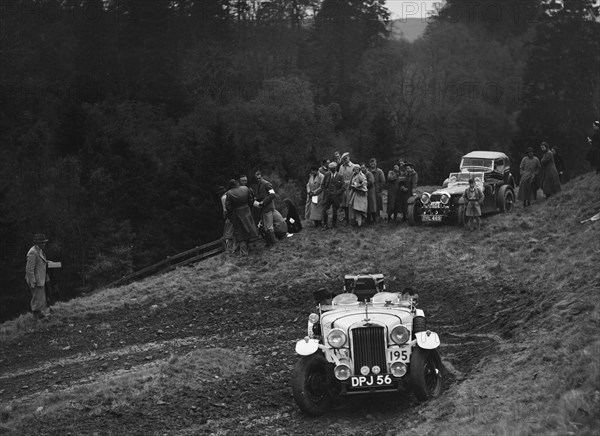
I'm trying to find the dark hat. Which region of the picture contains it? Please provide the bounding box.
[468,178,475,183]
[33,233,48,244]
[404,162,414,168]
[526,147,534,153]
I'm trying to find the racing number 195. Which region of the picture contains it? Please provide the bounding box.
[390,349,408,361]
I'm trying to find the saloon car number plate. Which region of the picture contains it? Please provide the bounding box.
[422,215,443,222]
[350,374,393,388]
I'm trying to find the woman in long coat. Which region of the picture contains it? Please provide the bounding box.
[540,142,561,198]
[361,163,377,223]
[306,167,324,227]
[518,147,541,207]
[348,165,368,227]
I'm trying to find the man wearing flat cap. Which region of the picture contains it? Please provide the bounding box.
[321,161,345,229]
[338,152,355,224]
[518,147,541,207]
[25,233,50,319]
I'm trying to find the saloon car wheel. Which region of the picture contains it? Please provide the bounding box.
[291,354,334,416]
[497,186,514,213]
[410,348,443,402]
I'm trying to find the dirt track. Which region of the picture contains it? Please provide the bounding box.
[0,266,525,435]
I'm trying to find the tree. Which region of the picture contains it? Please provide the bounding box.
[514,0,600,176]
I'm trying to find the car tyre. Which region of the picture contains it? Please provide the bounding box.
[407,200,422,226]
[497,186,514,213]
[410,347,443,402]
[291,354,334,416]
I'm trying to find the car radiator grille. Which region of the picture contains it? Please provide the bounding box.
[351,326,386,374]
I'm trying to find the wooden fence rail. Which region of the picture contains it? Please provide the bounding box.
[102,239,224,290]
[101,235,262,291]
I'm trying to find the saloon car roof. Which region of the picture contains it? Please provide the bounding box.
[462,151,509,160]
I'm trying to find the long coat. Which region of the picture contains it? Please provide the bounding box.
[518,156,541,201]
[387,170,400,216]
[25,245,48,288]
[348,171,368,213]
[338,161,355,207]
[226,186,258,242]
[306,172,324,221]
[365,170,377,214]
[371,167,386,211]
[540,150,561,196]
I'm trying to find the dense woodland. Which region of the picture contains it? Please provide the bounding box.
[1,0,599,315]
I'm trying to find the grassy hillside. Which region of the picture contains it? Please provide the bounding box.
[1,174,599,435]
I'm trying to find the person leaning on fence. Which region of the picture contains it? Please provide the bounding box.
[462,178,484,231]
[25,233,51,320]
[225,179,258,256]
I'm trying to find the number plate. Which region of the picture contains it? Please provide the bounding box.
[350,374,393,388]
[422,215,443,222]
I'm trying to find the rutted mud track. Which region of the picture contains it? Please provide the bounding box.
[0,275,526,435]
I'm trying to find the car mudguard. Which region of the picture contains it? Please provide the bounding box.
[295,337,320,356]
[407,194,419,205]
[415,330,440,349]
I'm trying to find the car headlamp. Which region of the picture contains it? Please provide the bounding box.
[308,313,319,323]
[390,362,407,377]
[440,193,450,205]
[390,326,410,345]
[420,193,431,204]
[334,363,352,380]
[327,329,347,348]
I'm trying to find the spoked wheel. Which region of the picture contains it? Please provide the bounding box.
[410,348,444,402]
[498,186,515,213]
[291,354,334,416]
[407,201,422,226]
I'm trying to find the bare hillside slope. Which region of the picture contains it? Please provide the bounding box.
[1,174,599,435]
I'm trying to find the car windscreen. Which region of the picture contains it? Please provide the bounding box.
[461,158,493,169]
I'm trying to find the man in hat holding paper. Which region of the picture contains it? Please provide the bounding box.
[25,233,50,319]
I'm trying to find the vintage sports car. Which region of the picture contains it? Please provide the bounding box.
[291,274,443,416]
[407,151,516,225]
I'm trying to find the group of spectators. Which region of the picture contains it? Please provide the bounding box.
[218,171,303,256]
[304,152,418,229]
[218,152,418,255]
[517,141,564,207]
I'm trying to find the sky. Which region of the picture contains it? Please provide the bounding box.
[385,0,444,20]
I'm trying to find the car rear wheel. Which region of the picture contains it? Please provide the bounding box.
[497,186,514,213]
[291,354,334,416]
[410,348,443,402]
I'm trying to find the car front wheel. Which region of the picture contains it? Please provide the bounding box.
[410,347,443,402]
[291,354,334,416]
[407,201,422,226]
